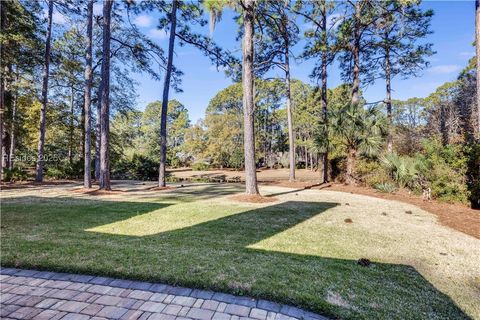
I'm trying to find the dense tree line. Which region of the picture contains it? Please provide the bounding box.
[1,0,479,207]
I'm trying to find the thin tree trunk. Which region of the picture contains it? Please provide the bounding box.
[304,146,308,169]
[346,147,356,185]
[35,0,53,182]
[95,87,101,180]
[242,0,259,195]
[99,0,113,190]
[440,104,448,146]
[321,3,328,183]
[280,7,295,181]
[351,1,361,106]
[83,0,93,188]
[158,0,177,187]
[285,52,295,181]
[263,108,268,165]
[385,44,393,152]
[69,86,74,164]
[9,84,16,169]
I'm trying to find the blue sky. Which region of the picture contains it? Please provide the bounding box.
[125,1,476,123]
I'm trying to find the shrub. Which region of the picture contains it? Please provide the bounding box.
[192,162,209,171]
[112,154,159,180]
[45,167,65,180]
[3,167,28,182]
[380,153,425,189]
[355,158,392,187]
[374,182,397,193]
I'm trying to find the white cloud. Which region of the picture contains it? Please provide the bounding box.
[134,15,152,28]
[428,64,461,74]
[459,51,475,57]
[148,28,169,40]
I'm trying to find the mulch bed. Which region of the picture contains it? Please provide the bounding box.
[70,188,125,195]
[230,194,278,203]
[1,180,77,190]
[146,186,177,191]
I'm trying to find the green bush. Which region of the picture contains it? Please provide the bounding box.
[113,154,159,180]
[380,153,426,189]
[374,182,397,193]
[355,158,393,187]
[3,167,28,182]
[192,162,209,171]
[45,167,65,180]
[44,161,83,180]
[375,140,470,204]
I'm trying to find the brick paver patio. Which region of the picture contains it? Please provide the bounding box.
[0,268,328,320]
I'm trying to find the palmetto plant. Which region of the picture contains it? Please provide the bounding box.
[380,152,428,189]
[316,103,387,184]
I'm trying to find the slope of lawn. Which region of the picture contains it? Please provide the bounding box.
[1,183,478,320]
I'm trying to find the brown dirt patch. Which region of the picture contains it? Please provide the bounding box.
[320,183,480,240]
[147,186,177,191]
[70,188,125,195]
[1,180,77,190]
[230,194,278,203]
[262,180,322,189]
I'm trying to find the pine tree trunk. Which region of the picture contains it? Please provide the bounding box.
[385,44,393,152]
[242,0,259,195]
[83,0,93,188]
[9,84,16,169]
[285,52,295,181]
[99,0,113,190]
[321,3,328,183]
[346,147,357,185]
[95,87,101,180]
[158,0,177,188]
[281,8,295,181]
[69,86,74,164]
[35,0,53,182]
[351,1,361,106]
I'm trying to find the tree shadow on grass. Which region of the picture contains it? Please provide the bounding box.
[0,196,471,320]
[125,183,246,202]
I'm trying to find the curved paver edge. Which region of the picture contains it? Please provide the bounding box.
[0,268,330,320]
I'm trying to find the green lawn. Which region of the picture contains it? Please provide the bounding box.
[0,183,475,320]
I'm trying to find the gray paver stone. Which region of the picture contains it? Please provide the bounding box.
[61,312,91,320]
[139,301,167,313]
[96,305,129,318]
[224,304,250,317]
[250,308,268,320]
[163,304,183,315]
[129,290,154,300]
[57,300,89,313]
[172,296,196,307]
[148,313,176,320]
[212,312,231,320]
[187,307,215,320]
[120,309,145,320]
